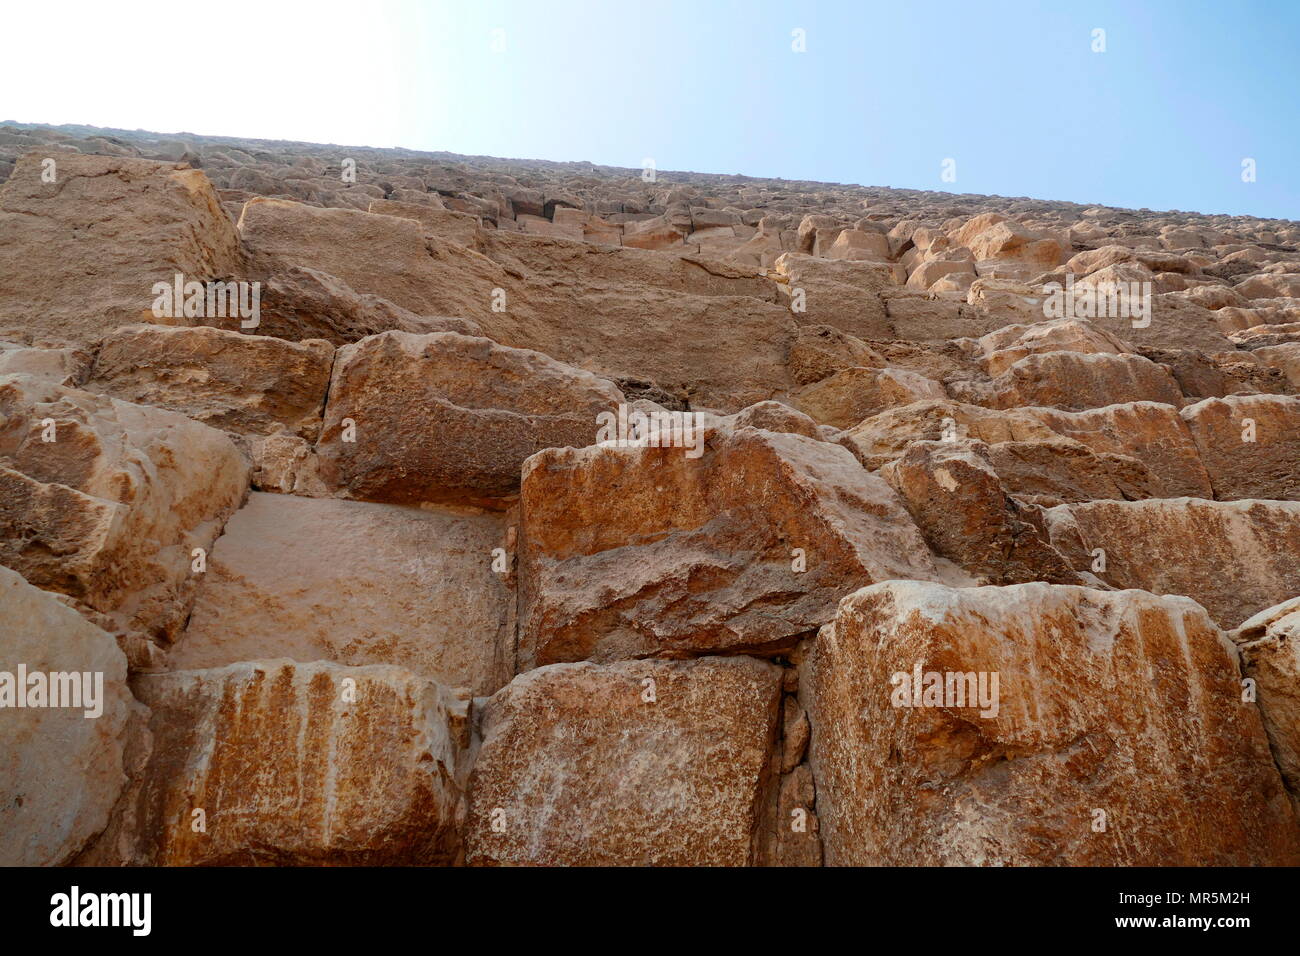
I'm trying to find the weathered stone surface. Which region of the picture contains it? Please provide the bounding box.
[519,427,938,668]
[983,437,1156,506]
[838,400,1056,470]
[0,153,244,347]
[1023,401,1214,498]
[467,656,781,866]
[8,120,1300,869]
[804,580,1300,865]
[0,342,91,385]
[1234,597,1300,816]
[81,660,467,866]
[0,374,249,642]
[789,324,884,386]
[826,227,890,261]
[317,331,623,507]
[0,565,134,865]
[797,366,947,430]
[772,253,897,340]
[986,352,1184,410]
[726,400,823,439]
[245,265,482,346]
[1180,394,1300,500]
[473,234,796,412]
[1045,498,1300,626]
[1252,342,1300,388]
[881,440,1081,585]
[238,198,444,314]
[85,324,334,439]
[171,493,514,695]
[962,217,1063,270]
[367,198,481,245]
[978,318,1130,376]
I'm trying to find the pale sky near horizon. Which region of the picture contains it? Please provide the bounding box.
[4,0,1298,219]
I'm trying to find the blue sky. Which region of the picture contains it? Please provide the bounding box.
[6,0,1298,218]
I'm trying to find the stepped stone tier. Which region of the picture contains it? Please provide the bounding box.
[1,121,1299,866]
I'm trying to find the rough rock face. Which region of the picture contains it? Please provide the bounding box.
[85,324,335,439]
[467,657,781,866]
[1233,598,1300,815]
[0,566,133,865]
[1045,498,1300,627]
[240,265,483,345]
[81,660,467,866]
[317,330,623,507]
[804,581,1300,865]
[881,440,1082,585]
[0,374,249,644]
[0,153,244,347]
[1180,394,1300,500]
[518,427,939,668]
[170,493,515,695]
[796,366,947,429]
[1024,401,1214,498]
[4,120,1300,868]
[986,352,1184,410]
[978,318,1131,376]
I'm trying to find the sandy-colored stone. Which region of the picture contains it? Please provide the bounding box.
[172,493,514,695]
[1234,597,1300,816]
[1023,401,1214,498]
[986,351,1183,410]
[519,427,938,667]
[0,153,243,347]
[80,660,466,865]
[0,374,249,642]
[1180,394,1300,500]
[804,580,1300,865]
[797,366,947,430]
[1045,497,1300,627]
[837,400,1056,470]
[978,319,1131,377]
[85,324,334,439]
[238,198,444,314]
[0,565,134,865]
[247,265,483,346]
[467,656,781,866]
[317,330,623,507]
[881,440,1081,585]
[789,324,885,386]
[367,198,481,246]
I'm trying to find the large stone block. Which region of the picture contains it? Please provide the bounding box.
[987,352,1184,411]
[0,566,134,865]
[467,656,782,866]
[85,324,334,439]
[1181,394,1300,500]
[173,493,514,696]
[0,375,249,643]
[1023,401,1213,499]
[804,580,1300,865]
[1234,597,1300,816]
[0,153,244,347]
[519,427,938,667]
[316,331,623,507]
[1045,498,1300,627]
[81,660,467,866]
